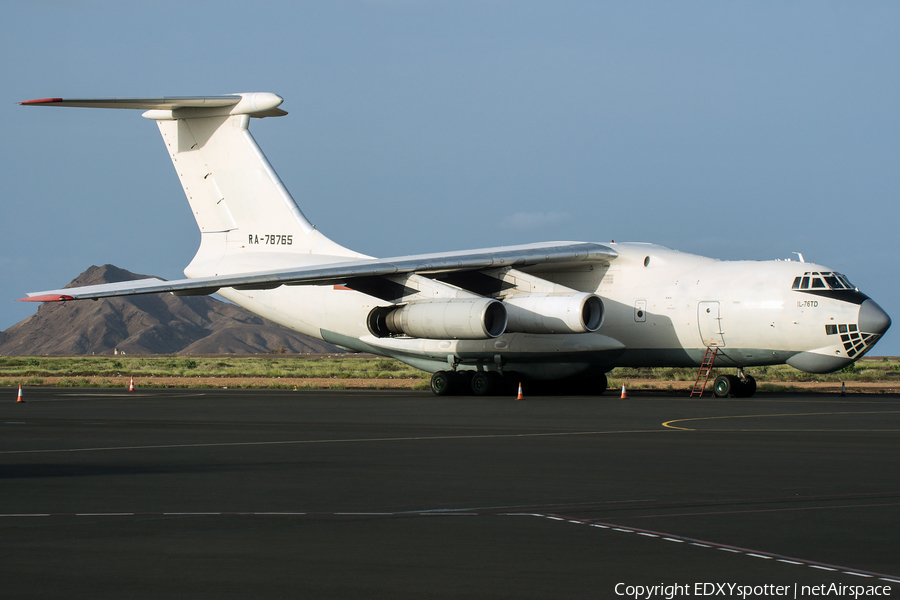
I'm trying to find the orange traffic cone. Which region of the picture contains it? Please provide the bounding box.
[128,377,135,392]
[620,384,628,399]
[517,382,524,400]
[841,382,846,397]
[16,385,24,403]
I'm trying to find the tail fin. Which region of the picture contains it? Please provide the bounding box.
[146,94,363,270]
[22,93,364,276]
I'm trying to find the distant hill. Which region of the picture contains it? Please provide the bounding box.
[0,265,342,355]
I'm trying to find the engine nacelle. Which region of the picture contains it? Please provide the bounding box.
[504,292,604,334]
[367,298,507,340]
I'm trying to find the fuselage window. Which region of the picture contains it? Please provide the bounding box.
[800,276,810,289]
[792,277,802,289]
[825,324,838,335]
[811,278,826,288]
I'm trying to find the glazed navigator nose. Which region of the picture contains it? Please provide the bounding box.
[858,299,891,335]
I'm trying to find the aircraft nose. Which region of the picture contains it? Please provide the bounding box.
[858,299,891,335]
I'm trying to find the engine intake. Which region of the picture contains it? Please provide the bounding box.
[504,292,604,334]
[368,298,507,340]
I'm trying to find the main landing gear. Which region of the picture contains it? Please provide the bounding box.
[712,369,757,398]
[431,370,513,396]
[430,370,609,397]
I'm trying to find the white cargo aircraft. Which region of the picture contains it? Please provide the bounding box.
[19,93,891,397]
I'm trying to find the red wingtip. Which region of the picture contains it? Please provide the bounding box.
[18,294,75,302]
[19,98,63,105]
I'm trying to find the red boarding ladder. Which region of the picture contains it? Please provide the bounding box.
[690,347,718,398]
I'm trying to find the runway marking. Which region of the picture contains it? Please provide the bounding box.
[662,409,900,431]
[617,501,900,519]
[531,513,900,582]
[2,506,898,582]
[76,513,134,516]
[0,429,663,455]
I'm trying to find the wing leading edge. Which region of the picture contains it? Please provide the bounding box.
[20,242,617,303]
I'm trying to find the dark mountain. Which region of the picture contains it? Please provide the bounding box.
[0,265,342,355]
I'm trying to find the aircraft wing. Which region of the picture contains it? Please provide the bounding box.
[20,242,616,302]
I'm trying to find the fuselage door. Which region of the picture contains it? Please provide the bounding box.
[698,301,725,347]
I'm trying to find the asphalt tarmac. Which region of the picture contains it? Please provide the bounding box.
[1,387,898,599]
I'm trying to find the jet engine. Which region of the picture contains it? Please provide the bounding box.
[367,298,507,340]
[504,292,604,334]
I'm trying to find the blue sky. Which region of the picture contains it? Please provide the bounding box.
[2,1,898,354]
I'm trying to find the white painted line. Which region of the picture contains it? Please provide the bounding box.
[76,513,133,516]
[334,512,391,515]
[777,559,802,565]
[719,548,740,553]
[590,524,609,528]
[162,512,221,516]
[844,572,872,578]
[0,514,50,517]
[691,543,710,548]
[612,528,633,533]
[546,516,564,521]
[249,512,307,515]
[810,565,837,571]
[879,578,900,583]
[638,533,659,538]
[662,538,684,543]
[747,553,772,559]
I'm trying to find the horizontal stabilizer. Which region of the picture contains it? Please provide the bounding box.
[21,242,617,302]
[19,93,287,118]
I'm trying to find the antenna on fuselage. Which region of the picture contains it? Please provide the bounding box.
[793,252,805,263]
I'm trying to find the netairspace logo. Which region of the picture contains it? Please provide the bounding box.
[614,582,893,599]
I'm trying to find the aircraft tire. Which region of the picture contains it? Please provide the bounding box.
[570,373,608,396]
[471,372,497,396]
[500,372,521,396]
[736,375,757,398]
[596,373,609,396]
[712,374,739,398]
[431,371,456,396]
[455,371,474,396]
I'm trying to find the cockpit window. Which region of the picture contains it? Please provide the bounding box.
[823,274,841,289]
[791,271,853,291]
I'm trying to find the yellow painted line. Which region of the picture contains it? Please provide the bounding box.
[0,428,663,455]
[662,410,900,431]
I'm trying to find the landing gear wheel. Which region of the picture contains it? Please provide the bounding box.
[470,372,498,396]
[455,371,474,396]
[596,373,609,396]
[500,372,521,396]
[736,375,757,398]
[431,371,455,396]
[712,374,740,398]
[570,373,609,396]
